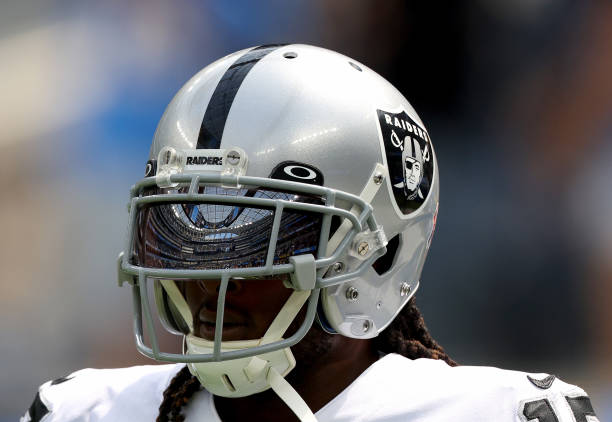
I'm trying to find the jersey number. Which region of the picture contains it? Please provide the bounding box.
[523,396,597,422]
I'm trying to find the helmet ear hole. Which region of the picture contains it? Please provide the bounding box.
[372,234,401,276]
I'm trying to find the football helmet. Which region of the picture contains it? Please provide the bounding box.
[118,44,438,418]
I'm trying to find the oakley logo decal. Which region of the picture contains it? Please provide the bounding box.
[283,165,317,180]
[270,161,324,186]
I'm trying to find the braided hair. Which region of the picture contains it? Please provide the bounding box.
[374,297,457,366]
[156,297,456,421]
[156,365,201,422]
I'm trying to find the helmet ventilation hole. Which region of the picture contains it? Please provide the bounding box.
[372,234,400,275]
[349,61,362,72]
[283,52,298,59]
[222,374,236,392]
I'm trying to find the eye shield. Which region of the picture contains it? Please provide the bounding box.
[132,186,324,271]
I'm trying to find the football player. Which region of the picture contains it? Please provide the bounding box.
[22,44,599,422]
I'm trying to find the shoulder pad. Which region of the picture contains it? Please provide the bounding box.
[21,365,183,422]
[518,372,599,422]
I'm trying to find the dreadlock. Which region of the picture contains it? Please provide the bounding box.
[374,297,457,366]
[156,365,201,422]
[156,297,456,421]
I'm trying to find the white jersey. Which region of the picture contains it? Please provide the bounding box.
[21,354,599,422]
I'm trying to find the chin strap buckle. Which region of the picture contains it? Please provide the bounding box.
[243,356,269,383]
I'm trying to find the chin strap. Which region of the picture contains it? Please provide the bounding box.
[160,279,194,331]
[268,364,318,422]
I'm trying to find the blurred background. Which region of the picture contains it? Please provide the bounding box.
[1,0,610,420]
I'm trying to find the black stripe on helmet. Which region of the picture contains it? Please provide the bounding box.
[196,44,286,149]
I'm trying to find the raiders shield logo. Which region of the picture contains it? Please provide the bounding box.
[376,109,434,215]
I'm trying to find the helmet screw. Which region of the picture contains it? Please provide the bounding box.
[332,262,344,273]
[400,282,411,297]
[345,286,359,302]
[373,172,384,185]
[357,242,369,256]
[227,150,241,165]
[362,320,371,332]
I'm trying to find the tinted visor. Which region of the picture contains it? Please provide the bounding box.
[131,187,323,270]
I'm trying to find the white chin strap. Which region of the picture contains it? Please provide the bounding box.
[161,280,318,422]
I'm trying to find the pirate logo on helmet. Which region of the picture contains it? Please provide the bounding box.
[377,109,434,215]
[391,132,425,201]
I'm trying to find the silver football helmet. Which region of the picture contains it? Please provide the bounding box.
[118,44,438,412]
